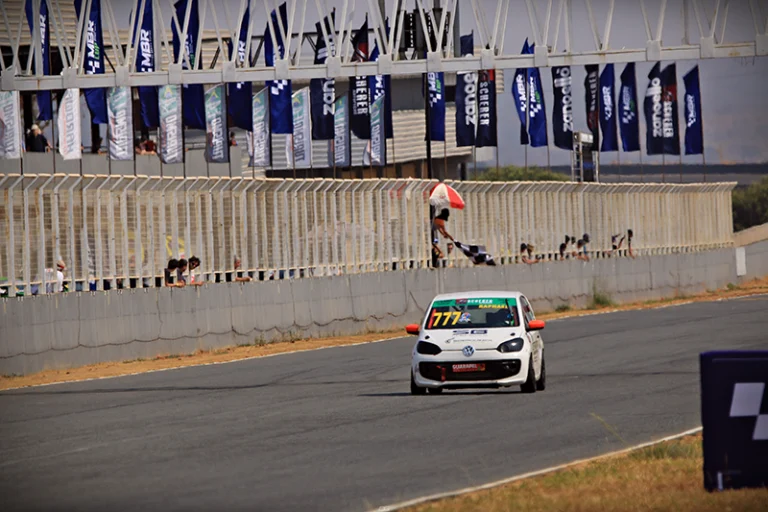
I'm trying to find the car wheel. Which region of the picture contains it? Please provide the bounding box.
[427,387,443,394]
[411,372,426,395]
[520,356,537,394]
[536,353,546,391]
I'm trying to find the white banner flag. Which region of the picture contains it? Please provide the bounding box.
[290,88,312,168]
[0,91,22,159]
[251,88,271,168]
[107,86,133,161]
[58,89,82,160]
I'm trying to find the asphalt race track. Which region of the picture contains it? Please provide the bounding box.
[2,296,767,512]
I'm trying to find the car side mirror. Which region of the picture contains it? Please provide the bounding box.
[405,324,421,335]
[527,319,546,331]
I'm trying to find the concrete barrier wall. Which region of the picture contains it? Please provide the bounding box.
[741,240,768,281]
[0,247,746,376]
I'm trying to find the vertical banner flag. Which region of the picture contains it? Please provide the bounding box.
[227,5,252,130]
[58,89,82,160]
[599,63,618,152]
[0,91,23,159]
[512,40,530,145]
[133,0,159,128]
[527,45,548,147]
[683,66,703,155]
[251,88,271,167]
[661,63,680,155]
[74,0,107,124]
[158,84,183,164]
[476,69,497,147]
[584,64,600,148]
[644,62,664,155]
[350,19,370,139]
[367,29,393,139]
[427,72,446,141]
[551,66,573,150]
[264,2,293,134]
[25,0,52,120]
[107,86,133,161]
[370,95,386,166]
[455,33,476,147]
[619,63,640,152]
[333,95,350,167]
[172,0,206,129]
[310,14,336,140]
[290,88,312,168]
[204,84,228,163]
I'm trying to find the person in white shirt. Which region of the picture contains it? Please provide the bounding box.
[55,260,65,292]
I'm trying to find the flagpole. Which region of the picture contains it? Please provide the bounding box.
[472,146,477,179]
[662,153,666,183]
[291,135,296,179]
[332,140,337,179]
[525,66,529,173]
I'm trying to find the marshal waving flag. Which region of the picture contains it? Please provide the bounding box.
[0,91,22,159]
[333,95,350,167]
[644,62,664,155]
[455,33,476,147]
[551,66,573,150]
[527,44,547,148]
[251,88,271,167]
[661,63,680,155]
[227,4,252,131]
[265,2,293,134]
[133,0,158,128]
[310,14,336,140]
[350,18,370,139]
[512,40,530,145]
[58,89,81,160]
[25,0,52,121]
[476,69,497,147]
[683,66,704,155]
[288,88,311,168]
[584,64,600,148]
[74,0,107,124]
[427,72,446,141]
[599,64,618,152]
[158,84,183,164]
[204,84,228,164]
[619,63,640,152]
[107,86,133,161]
[172,0,206,129]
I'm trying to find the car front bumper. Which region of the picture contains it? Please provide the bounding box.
[412,355,529,388]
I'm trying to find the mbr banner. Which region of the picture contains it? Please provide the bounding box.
[158,84,183,164]
[58,89,82,160]
[370,95,386,166]
[619,63,641,152]
[599,63,618,152]
[251,88,271,168]
[0,91,22,160]
[683,66,704,155]
[333,95,350,167]
[107,86,133,161]
[204,84,228,163]
[427,72,445,142]
[25,0,52,121]
[289,88,311,168]
[75,0,107,124]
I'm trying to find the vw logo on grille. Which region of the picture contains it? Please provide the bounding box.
[462,345,475,357]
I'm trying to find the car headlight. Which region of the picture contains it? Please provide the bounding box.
[416,341,442,355]
[497,338,525,353]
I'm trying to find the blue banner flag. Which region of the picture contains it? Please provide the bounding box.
[367,36,393,139]
[527,44,547,148]
[476,69,497,147]
[74,0,107,124]
[551,66,573,150]
[264,2,293,134]
[25,0,52,121]
[455,33,476,147]
[644,62,664,155]
[661,63,680,155]
[172,0,205,130]
[310,14,335,140]
[619,63,640,152]
[512,40,529,145]
[350,19,370,139]
[426,72,445,141]
[132,0,158,128]
[683,66,704,155]
[599,64,618,152]
[227,5,252,130]
[584,64,600,148]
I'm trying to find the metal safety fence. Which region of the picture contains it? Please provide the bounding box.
[0,175,735,293]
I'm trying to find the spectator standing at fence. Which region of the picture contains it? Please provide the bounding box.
[627,229,635,258]
[520,243,538,264]
[176,258,188,286]
[26,124,51,152]
[188,256,204,286]
[164,259,179,287]
[558,242,568,260]
[576,237,590,261]
[141,135,157,154]
[229,132,238,147]
[227,256,252,282]
[135,139,146,156]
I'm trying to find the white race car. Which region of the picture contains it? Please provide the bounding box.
[407,291,546,394]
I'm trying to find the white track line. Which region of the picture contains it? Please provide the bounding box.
[3,292,765,392]
[370,427,703,512]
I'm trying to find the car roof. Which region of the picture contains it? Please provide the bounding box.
[431,291,524,301]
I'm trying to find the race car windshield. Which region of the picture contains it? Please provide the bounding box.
[425,298,519,330]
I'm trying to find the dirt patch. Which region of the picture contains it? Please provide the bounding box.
[406,433,768,512]
[2,277,766,391]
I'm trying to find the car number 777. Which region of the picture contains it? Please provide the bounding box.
[427,311,461,329]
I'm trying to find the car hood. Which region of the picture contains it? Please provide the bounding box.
[421,328,524,351]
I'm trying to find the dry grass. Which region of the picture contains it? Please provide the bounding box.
[407,434,768,512]
[2,277,767,391]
